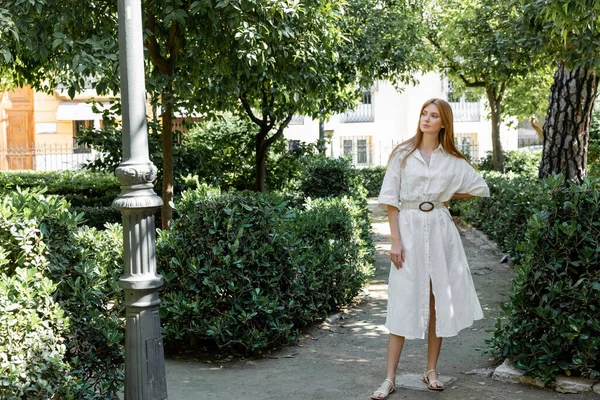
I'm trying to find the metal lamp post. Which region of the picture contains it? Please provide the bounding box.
[114,0,168,398]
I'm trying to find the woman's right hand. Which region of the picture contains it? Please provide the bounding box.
[390,237,405,269]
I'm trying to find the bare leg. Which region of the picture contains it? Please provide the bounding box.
[372,333,405,399]
[426,280,443,388]
[386,333,405,382]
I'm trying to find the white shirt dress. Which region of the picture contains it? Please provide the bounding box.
[378,144,490,339]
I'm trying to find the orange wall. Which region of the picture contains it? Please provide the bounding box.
[33,91,74,147]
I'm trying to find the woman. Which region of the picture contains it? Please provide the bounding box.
[371,98,490,399]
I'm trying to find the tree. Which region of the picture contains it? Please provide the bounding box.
[191,0,427,191]
[0,0,212,228]
[522,0,600,182]
[1,0,427,223]
[425,0,545,171]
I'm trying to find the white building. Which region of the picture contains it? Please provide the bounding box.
[284,72,518,166]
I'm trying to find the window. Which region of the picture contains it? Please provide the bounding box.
[289,115,305,125]
[454,132,479,160]
[343,139,353,157]
[357,139,368,164]
[341,136,371,166]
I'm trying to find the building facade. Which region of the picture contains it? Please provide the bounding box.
[284,72,519,166]
[0,86,109,171]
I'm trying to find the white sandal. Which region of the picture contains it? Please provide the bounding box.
[422,369,445,391]
[371,378,396,399]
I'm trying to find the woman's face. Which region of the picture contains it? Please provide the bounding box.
[420,103,444,135]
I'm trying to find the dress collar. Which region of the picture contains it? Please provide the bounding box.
[434,143,448,157]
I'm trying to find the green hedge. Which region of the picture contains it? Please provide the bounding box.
[0,190,124,398]
[358,166,386,197]
[298,156,373,255]
[0,171,121,229]
[486,177,600,383]
[157,186,374,353]
[451,171,551,264]
[0,267,74,398]
[476,150,542,176]
[455,173,600,383]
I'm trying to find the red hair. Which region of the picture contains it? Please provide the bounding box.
[390,98,470,167]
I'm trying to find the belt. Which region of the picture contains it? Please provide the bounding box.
[399,201,447,212]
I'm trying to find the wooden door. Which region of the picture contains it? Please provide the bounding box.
[6,111,33,170]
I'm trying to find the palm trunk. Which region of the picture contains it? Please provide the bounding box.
[539,62,599,182]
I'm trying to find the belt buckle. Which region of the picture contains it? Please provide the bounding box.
[419,201,434,212]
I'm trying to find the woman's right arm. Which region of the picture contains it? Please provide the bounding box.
[388,205,405,269]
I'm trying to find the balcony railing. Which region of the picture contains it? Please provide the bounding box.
[288,115,305,125]
[340,103,374,123]
[449,99,480,122]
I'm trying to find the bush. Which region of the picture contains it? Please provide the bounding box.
[0,267,74,399]
[0,190,124,398]
[486,176,600,383]
[0,171,121,229]
[157,187,373,353]
[450,171,550,264]
[476,150,541,176]
[299,156,365,199]
[358,166,386,197]
[77,111,319,193]
[298,156,373,257]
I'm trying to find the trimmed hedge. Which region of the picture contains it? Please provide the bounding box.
[299,156,364,199]
[0,190,124,398]
[0,171,121,229]
[456,173,600,383]
[298,156,373,249]
[358,166,386,197]
[450,171,549,264]
[157,186,374,353]
[486,177,600,383]
[476,150,542,176]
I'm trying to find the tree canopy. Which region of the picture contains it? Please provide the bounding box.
[425,0,547,171]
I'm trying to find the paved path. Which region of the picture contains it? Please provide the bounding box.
[165,199,599,399]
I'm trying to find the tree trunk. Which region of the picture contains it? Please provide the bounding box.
[161,87,174,229]
[539,62,599,182]
[255,128,269,192]
[318,119,325,154]
[486,88,504,172]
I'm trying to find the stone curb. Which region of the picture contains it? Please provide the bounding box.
[493,359,600,394]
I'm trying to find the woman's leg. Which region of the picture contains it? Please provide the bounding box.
[386,333,405,382]
[372,333,405,398]
[426,280,443,388]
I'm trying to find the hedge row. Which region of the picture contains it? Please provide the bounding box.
[0,190,124,399]
[157,186,374,353]
[456,173,600,383]
[0,171,121,229]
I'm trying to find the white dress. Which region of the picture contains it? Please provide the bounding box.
[378,144,490,339]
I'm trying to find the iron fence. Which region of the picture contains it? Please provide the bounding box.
[0,144,101,171]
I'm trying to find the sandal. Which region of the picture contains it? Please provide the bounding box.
[371,378,396,399]
[422,369,445,391]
